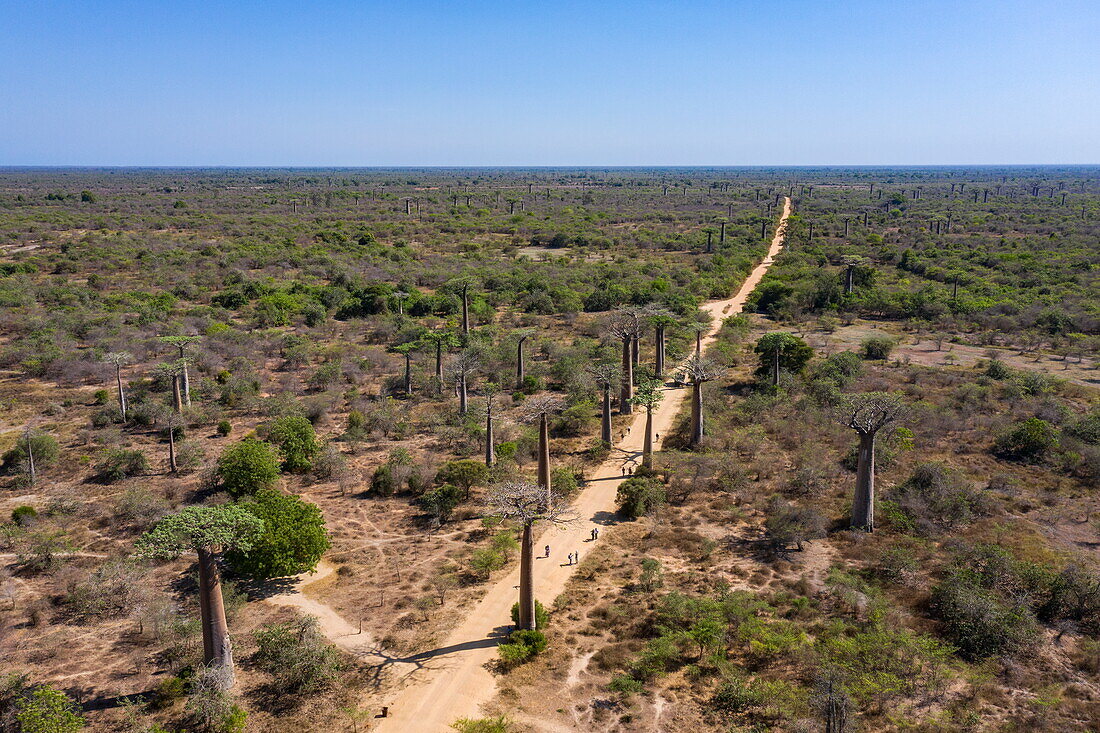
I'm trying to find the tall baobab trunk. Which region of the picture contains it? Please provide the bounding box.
[690,380,704,446]
[642,406,654,469]
[654,326,666,377]
[706,231,712,253]
[115,364,128,420]
[403,354,412,396]
[517,522,535,630]
[179,362,191,407]
[600,384,612,444]
[458,374,468,415]
[537,413,551,506]
[460,287,470,335]
[172,375,184,413]
[719,221,726,245]
[168,423,177,473]
[773,348,781,387]
[485,409,495,467]
[434,342,444,392]
[844,265,855,295]
[619,338,633,414]
[631,334,640,367]
[516,337,527,389]
[852,432,876,531]
[197,547,234,688]
[695,331,703,357]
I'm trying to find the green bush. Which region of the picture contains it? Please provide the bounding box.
[216,419,232,437]
[450,715,513,733]
[753,332,814,380]
[93,388,110,405]
[497,628,547,668]
[616,476,666,518]
[930,572,1037,660]
[267,415,320,472]
[419,484,463,522]
[992,417,1058,462]
[216,439,280,497]
[510,600,549,629]
[149,675,187,710]
[859,336,896,361]
[435,459,489,499]
[253,616,342,694]
[11,505,38,526]
[94,448,149,483]
[15,686,84,733]
[371,463,396,496]
[1,432,60,474]
[225,489,330,579]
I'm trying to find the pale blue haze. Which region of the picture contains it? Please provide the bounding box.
[1,0,1097,165]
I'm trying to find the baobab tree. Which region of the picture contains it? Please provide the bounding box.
[447,349,481,415]
[154,361,187,413]
[102,351,132,420]
[486,481,572,630]
[606,309,643,414]
[683,355,726,448]
[836,392,909,532]
[421,329,459,393]
[156,405,186,473]
[689,321,711,357]
[392,342,416,396]
[513,329,535,390]
[645,306,677,378]
[630,378,664,469]
[520,395,564,505]
[449,277,476,336]
[160,335,200,407]
[587,362,619,445]
[136,505,262,688]
[481,382,501,467]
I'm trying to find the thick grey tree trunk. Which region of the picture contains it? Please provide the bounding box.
[458,375,468,415]
[655,326,665,377]
[180,362,191,407]
[844,265,854,295]
[461,289,470,335]
[197,547,234,688]
[518,522,535,630]
[538,413,551,507]
[172,375,183,413]
[516,337,526,389]
[115,365,127,420]
[435,343,443,392]
[601,385,612,444]
[851,432,876,531]
[619,338,633,414]
[643,407,654,469]
[484,412,495,467]
[690,381,704,446]
[404,354,412,396]
[168,424,177,473]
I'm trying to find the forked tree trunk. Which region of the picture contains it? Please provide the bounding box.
[619,338,633,414]
[600,385,612,444]
[654,326,666,377]
[538,413,551,506]
[197,547,234,688]
[851,432,876,531]
[690,381,704,446]
[642,406,654,468]
[517,522,535,630]
[115,365,128,420]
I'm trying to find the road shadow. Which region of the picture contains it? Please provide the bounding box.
[234,574,300,601]
[356,624,513,689]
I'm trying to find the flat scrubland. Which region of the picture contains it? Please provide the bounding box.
[0,167,1098,733]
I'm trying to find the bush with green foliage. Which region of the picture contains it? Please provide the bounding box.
[94,448,148,483]
[510,599,549,629]
[888,462,992,533]
[1,432,60,474]
[435,459,489,500]
[497,628,548,667]
[992,417,1059,462]
[216,439,280,497]
[225,489,329,579]
[15,685,85,733]
[11,505,37,526]
[267,415,320,472]
[216,419,233,437]
[419,484,464,523]
[753,332,814,381]
[930,571,1037,660]
[450,715,513,733]
[616,476,667,518]
[859,336,896,361]
[252,616,342,693]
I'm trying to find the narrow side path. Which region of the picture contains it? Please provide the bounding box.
[369,196,793,731]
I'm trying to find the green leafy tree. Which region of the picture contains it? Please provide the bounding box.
[15,686,84,733]
[419,484,464,523]
[436,459,490,500]
[216,439,280,497]
[137,505,263,687]
[616,476,667,518]
[754,332,814,386]
[225,489,330,579]
[268,415,320,472]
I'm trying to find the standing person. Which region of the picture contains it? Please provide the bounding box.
[545,545,550,558]
[594,527,599,540]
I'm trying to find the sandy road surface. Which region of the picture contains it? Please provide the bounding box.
[366,197,792,731]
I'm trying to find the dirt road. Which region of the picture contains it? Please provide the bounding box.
[367,196,793,731]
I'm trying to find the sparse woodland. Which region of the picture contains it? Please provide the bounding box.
[1,167,1099,732]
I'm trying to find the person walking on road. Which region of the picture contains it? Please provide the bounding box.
[545,545,550,558]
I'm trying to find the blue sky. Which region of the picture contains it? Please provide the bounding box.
[1,0,1097,165]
